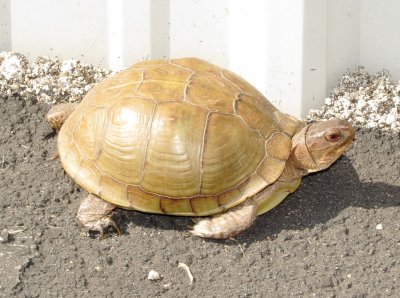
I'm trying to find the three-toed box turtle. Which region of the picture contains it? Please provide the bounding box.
[47,58,354,239]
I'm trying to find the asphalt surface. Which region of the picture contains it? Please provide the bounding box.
[0,95,399,297]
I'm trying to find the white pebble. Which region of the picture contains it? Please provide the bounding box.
[148,270,161,281]
[356,99,366,110]
[325,98,333,106]
[376,224,383,230]
[385,113,397,125]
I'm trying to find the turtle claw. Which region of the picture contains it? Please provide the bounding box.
[186,224,195,234]
[191,218,201,224]
[48,150,60,160]
[81,217,121,240]
[108,220,122,237]
[98,227,105,240]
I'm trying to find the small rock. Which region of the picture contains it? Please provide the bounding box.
[376,223,383,230]
[148,270,161,281]
[385,114,396,125]
[325,98,333,105]
[163,282,172,289]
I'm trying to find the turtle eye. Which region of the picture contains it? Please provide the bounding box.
[325,132,342,142]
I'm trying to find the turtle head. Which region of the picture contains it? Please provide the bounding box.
[291,118,355,173]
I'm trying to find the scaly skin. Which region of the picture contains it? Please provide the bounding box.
[77,194,120,239]
[46,102,78,130]
[191,200,257,239]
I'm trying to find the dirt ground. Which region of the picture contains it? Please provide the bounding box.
[0,94,399,298]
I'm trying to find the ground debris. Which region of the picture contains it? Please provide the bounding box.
[308,66,399,133]
[178,262,194,285]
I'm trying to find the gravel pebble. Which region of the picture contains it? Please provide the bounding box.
[308,67,400,133]
[148,270,162,281]
[0,52,111,104]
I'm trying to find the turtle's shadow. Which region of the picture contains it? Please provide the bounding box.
[114,206,190,234]
[238,156,400,243]
[113,154,400,243]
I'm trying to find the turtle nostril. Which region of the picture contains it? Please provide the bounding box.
[325,132,342,142]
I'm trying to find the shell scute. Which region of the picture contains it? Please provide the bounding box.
[200,113,265,195]
[95,98,155,184]
[187,73,239,113]
[135,80,186,102]
[100,175,128,207]
[171,58,221,75]
[140,102,208,197]
[142,63,192,82]
[127,186,161,212]
[72,105,106,161]
[189,196,220,215]
[235,94,280,139]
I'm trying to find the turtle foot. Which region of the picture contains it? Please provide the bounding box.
[79,215,121,240]
[77,194,120,239]
[190,202,257,239]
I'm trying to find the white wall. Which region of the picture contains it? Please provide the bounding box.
[1,0,400,118]
[301,0,328,117]
[0,0,10,51]
[228,1,305,118]
[327,0,360,93]
[107,0,151,69]
[9,0,109,66]
[170,0,229,66]
[360,0,400,79]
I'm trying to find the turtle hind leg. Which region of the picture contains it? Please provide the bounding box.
[190,200,257,239]
[77,194,121,239]
[46,102,78,130]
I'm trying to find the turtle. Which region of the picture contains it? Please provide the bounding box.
[46,57,354,239]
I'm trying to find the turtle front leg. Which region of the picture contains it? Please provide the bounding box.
[46,102,78,130]
[190,200,257,239]
[77,194,121,239]
[46,103,79,159]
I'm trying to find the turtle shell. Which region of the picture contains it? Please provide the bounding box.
[58,58,302,216]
